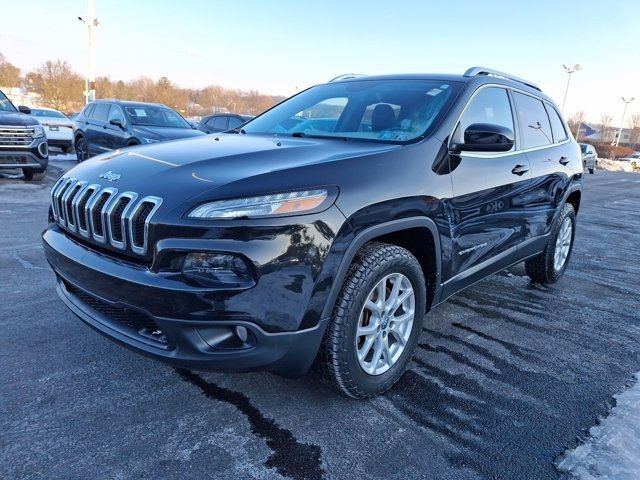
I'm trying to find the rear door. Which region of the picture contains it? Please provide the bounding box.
[512,92,575,256]
[85,102,110,155]
[446,85,533,291]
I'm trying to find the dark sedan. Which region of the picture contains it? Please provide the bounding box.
[197,113,254,134]
[73,100,205,161]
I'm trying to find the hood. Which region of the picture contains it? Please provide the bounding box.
[65,133,401,201]
[0,111,39,126]
[131,125,205,141]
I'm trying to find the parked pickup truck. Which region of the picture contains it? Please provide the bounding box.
[0,89,49,181]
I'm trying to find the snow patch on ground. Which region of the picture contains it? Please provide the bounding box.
[598,158,636,173]
[49,152,77,162]
[556,373,640,479]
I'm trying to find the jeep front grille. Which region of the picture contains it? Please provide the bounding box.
[51,177,162,256]
[0,125,36,146]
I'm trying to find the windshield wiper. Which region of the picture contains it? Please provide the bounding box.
[290,132,348,141]
[228,127,246,134]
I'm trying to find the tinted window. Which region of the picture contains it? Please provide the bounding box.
[107,105,125,124]
[227,117,243,129]
[580,144,587,153]
[0,91,16,113]
[453,87,514,147]
[513,92,552,149]
[83,104,95,118]
[545,104,568,143]
[91,103,111,121]
[213,116,228,130]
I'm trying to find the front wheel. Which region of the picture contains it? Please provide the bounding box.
[525,203,576,284]
[23,168,46,181]
[75,135,89,162]
[317,242,426,398]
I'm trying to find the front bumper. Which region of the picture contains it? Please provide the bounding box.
[0,137,48,170]
[42,223,336,376]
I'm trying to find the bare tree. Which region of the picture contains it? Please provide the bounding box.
[30,60,83,111]
[599,113,613,142]
[629,114,640,145]
[0,52,21,87]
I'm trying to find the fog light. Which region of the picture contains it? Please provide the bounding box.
[181,252,254,287]
[235,326,248,343]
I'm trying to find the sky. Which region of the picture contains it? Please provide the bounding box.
[2,0,639,124]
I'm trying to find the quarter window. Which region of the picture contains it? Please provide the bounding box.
[545,104,568,143]
[513,92,552,149]
[453,87,514,148]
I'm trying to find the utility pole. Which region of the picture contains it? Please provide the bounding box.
[615,97,635,147]
[78,0,99,104]
[561,64,581,113]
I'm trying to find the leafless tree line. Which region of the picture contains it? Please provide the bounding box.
[0,53,285,116]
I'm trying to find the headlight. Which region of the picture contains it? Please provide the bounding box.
[188,189,329,219]
[32,125,44,138]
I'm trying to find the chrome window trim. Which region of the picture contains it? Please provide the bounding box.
[129,196,163,256]
[88,187,118,244]
[105,191,138,250]
[448,83,571,159]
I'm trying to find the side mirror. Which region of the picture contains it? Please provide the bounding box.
[18,105,31,114]
[453,123,514,153]
[109,119,124,129]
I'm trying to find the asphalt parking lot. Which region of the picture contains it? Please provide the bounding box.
[1,164,639,480]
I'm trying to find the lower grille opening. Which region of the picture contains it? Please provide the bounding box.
[64,281,170,347]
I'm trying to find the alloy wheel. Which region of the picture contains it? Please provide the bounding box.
[554,217,572,271]
[355,273,415,376]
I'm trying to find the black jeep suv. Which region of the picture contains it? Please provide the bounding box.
[0,89,48,181]
[43,68,583,398]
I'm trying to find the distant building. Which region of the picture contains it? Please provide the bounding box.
[0,86,43,108]
[580,123,639,146]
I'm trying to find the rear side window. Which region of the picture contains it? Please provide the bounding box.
[513,92,552,149]
[91,103,110,122]
[227,117,243,129]
[213,116,228,130]
[545,104,568,143]
[453,87,514,147]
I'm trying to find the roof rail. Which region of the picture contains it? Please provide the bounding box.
[463,67,541,91]
[328,73,367,82]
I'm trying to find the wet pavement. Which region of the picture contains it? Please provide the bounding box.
[1,165,639,479]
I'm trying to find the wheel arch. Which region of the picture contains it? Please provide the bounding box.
[566,189,581,215]
[320,217,442,319]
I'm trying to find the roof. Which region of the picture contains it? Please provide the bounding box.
[93,99,169,108]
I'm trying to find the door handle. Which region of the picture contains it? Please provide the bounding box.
[559,156,570,165]
[511,164,529,176]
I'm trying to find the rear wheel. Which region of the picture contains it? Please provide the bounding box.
[23,168,46,181]
[588,167,595,174]
[525,203,576,284]
[317,242,426,398]
[75,135,89,162]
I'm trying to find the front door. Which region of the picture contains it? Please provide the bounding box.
[444,86,533,294]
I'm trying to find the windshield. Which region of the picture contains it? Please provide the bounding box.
[0,91,17,113]
[243,79,461,143]
[124,105,190,128]
[30,108,67,118]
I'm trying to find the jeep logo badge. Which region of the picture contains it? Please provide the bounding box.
[99,171,121,182]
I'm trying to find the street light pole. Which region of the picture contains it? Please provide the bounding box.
[561,64,581,113]
[615,97,635,147]
[78,0,99,104]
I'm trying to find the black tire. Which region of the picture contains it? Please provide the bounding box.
[75,135,89,162]
[317,242,426,399]
[60,146,68,154]
[588,167,595,174]
[525,203,576,284]
[23,168,46,181]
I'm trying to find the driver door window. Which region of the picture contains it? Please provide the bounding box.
[453,87,515,149]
